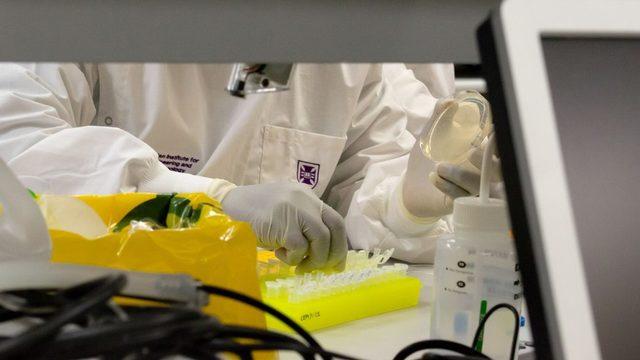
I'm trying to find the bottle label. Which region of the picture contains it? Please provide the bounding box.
[440,241,476,295]
[443,275,475,295]
[435,238,523,303]
[432,237,523,348]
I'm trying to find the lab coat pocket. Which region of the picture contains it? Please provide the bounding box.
[260,125,346,196]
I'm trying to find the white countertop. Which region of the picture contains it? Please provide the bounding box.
[280,264,535,359]
[308,302,431,359]
[280,264,435,360]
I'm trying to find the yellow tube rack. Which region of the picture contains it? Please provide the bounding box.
[258,249,421,332]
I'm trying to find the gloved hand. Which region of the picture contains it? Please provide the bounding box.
[402,133,503,220]
[221,182,348,273]
[429,143,503,201]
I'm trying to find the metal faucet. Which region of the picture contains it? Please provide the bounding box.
[226,63,294,98]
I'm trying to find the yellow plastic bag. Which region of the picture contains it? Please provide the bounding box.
[44,192,265,330]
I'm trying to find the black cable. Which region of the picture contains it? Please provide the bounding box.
[2,278,358,360]
[471,303,520,360]
[30,306,321,360]
[421,355,488,360]
[0,274,126,359]
[217,324,310,348]
[1,290,60,314]
[199,285,321,350]
[30,309,215,359]
[217,325,360,360]
[214,330,361,360]
[0,309,22,323]
[393,339,490,360]
[199,286,363,360]
[182,346,224,360]
[208,338,253,360]
[319,350,364,360]
[211,324,363,360]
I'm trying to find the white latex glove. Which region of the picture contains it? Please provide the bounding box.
[429,144,503,200]
[402,140,454,220]
[221,182,348,272]
[402,133,503,220]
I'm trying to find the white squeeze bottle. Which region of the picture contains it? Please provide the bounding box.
[0,159,51,261]
[430,134,522,360]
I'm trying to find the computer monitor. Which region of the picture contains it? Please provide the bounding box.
[479,1,640,359]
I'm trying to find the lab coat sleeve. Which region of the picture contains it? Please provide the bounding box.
[0,63,235,200]
[383,63,440,138]
[325,64,451,264]
[405,63,455,99]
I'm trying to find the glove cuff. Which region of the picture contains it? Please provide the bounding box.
[206,178,237,202]
[384,177,441,236]
[138,162,236,201]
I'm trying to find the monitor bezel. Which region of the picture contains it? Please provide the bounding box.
[485,1,640,359]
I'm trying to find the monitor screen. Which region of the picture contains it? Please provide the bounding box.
[542,38,640,359]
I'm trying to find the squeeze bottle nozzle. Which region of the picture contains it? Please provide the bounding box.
[479,133,496,203]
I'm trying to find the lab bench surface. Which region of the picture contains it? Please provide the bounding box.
[279,264,434,360]
[280,264,535,360]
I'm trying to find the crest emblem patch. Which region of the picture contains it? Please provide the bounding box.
[297,160,320,188]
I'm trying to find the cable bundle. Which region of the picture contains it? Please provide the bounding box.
[0,274,356,360]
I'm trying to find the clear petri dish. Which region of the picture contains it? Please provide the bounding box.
[420,90,492,163]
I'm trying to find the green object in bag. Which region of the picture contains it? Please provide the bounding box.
[112,194,221,232]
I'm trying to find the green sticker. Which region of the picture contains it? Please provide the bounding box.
[475,300,488,352]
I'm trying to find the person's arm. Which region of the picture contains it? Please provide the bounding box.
[405,63,455,99]
[383,63,439,138]
[325,64,454,263]
[0,63,234,199]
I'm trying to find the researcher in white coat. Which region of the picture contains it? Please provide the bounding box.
[0,63,484,269]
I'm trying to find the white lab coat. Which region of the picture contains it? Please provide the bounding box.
[0,63,452,263]
[405,63,455,99]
